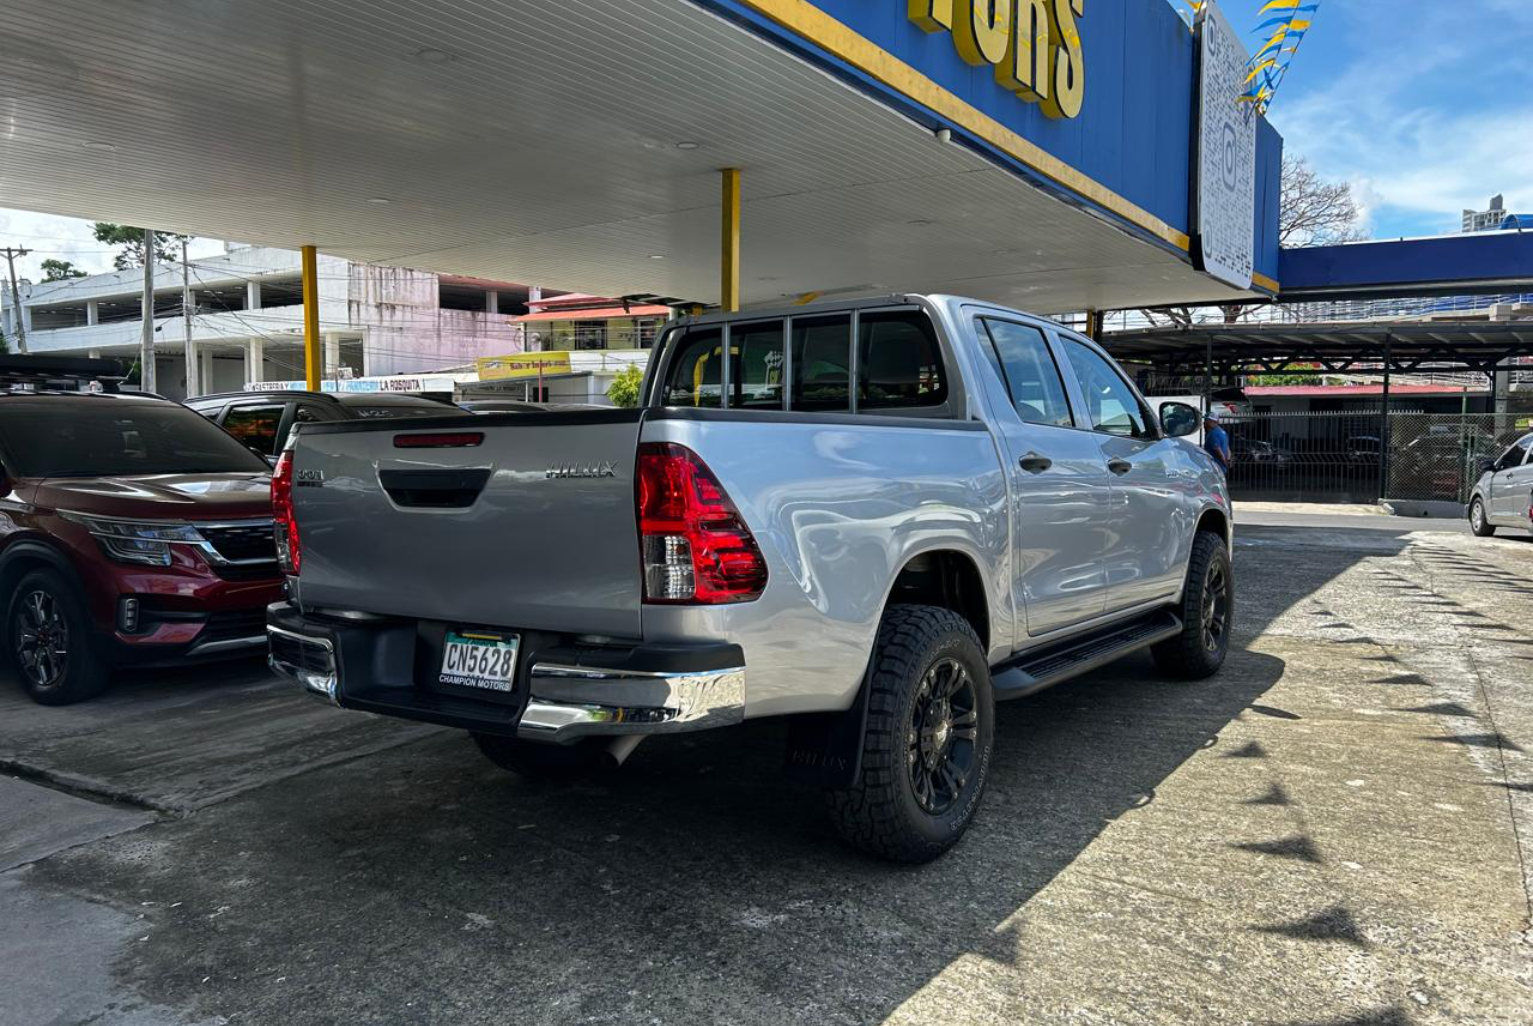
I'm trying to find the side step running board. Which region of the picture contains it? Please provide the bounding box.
[991,610,1183,701]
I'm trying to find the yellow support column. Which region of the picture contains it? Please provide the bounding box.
[302,244,321,390]
[721,168,741,313]
[1084,309,1105,341]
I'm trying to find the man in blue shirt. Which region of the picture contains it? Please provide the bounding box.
[1203,410,1231,473]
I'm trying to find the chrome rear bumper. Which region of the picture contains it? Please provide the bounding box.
[518,663,744,740]
[265,606,743,743]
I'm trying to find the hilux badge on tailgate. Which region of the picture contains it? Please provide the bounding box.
[546,461,618,480]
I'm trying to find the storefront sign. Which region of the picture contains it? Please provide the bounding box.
[477,352,574,381]
[1192,1,1257,290]
[246,375,464,394]
[907,0,1085,119]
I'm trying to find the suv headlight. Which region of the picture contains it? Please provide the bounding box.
[60,512,207,567]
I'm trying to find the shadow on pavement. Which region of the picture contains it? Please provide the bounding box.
[20,526,1423,1024]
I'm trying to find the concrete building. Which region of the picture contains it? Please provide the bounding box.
[1,245,534,400]
[1463,194,1508,233]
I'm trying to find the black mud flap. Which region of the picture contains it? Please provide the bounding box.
[782,674,871,789]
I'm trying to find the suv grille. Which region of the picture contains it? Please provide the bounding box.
[201,608,270,643]
[200,521,278,568]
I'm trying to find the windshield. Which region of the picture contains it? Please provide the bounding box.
[0,401,272,477]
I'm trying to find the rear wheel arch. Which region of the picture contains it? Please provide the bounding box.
[886,549,991,654]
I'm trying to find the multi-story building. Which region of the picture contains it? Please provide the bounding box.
[1,244,536,400]
[1463,194,1508,233]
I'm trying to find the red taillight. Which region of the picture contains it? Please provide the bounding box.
[393,432,484,448]
[272,450,300,574]
[636,442,767,604]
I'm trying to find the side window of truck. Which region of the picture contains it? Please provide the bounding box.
[730,321,786,410]
[977,318,1073,427]
[857,311,947,410]
[1060,339,1155,439]
[660,327,724,408]
[792,315,852,412]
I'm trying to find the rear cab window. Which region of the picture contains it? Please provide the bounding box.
[657,307,952,417]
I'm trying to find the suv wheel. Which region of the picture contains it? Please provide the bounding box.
[1469,498,1497,537]
[824,604,994,864]
[1152,531,1233,680]
[8,569,108,705]
[471,733,609,780]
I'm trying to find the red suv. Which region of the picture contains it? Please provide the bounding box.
[0,392,282,704]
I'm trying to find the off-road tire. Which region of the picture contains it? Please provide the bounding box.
[7,569,109,706]
[1469,498,1497,537]
[471,733,609,781]
[1152,531,1233,680]
[824,604,994,864]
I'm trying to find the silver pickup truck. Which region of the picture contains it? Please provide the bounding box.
[267,295,1231,862]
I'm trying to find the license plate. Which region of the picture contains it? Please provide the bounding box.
[438,630,520,691]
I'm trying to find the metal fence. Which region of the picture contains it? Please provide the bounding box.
[1224,411,1533,505]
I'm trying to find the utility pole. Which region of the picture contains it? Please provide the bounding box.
[181,238,197,397]
[2,246,31,353]
[140,229,157,394]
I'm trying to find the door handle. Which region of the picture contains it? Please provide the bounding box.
[1107,457,1133,476]
[1018,452,1052,474]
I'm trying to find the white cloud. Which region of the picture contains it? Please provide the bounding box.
[1266,0,1533,234]
[0,209,225,283]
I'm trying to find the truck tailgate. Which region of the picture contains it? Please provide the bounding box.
[290,410,644,637]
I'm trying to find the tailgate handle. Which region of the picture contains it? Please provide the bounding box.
[379,468,491,509]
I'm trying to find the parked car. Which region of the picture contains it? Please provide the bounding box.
[265,295,1233,862]
[1230,436,1293,469]
[1468,431,1533,537]
[1346,435,1382,465]
[1397,429,1503,501]
[0,392,283,704]
[186,390,468,460]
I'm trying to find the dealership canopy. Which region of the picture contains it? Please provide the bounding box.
[1,0,1284,314]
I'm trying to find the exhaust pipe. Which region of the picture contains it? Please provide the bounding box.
[603,735,644,768]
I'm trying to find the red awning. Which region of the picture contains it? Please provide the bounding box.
[515,305,669,322]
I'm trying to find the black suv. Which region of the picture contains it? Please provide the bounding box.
[185,391,468,459]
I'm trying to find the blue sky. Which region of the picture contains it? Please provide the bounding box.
[1211,0,1533,238]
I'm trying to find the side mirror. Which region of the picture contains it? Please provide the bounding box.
[1480,458,1498,475]
[1160,401,1201,439]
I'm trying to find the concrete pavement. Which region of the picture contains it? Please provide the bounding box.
[3,523,1531,1025]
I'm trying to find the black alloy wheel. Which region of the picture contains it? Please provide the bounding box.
[1201,559,1231,656]
[908,657,980,816]
[1151,531,1233,680]
[15,587,68,691]
[7,569,108,705]
[825,604,995,863]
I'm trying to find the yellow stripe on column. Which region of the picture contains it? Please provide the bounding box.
[302,244,321,391]
[721,168,742,312]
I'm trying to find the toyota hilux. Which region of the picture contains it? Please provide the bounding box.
[266,295,1232,862]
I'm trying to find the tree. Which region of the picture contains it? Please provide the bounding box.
[90,223,191,270]
[39,258,87,282]
[606,364,644,408]
[1139,155,1366,327]
[1278,156,1366,248]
